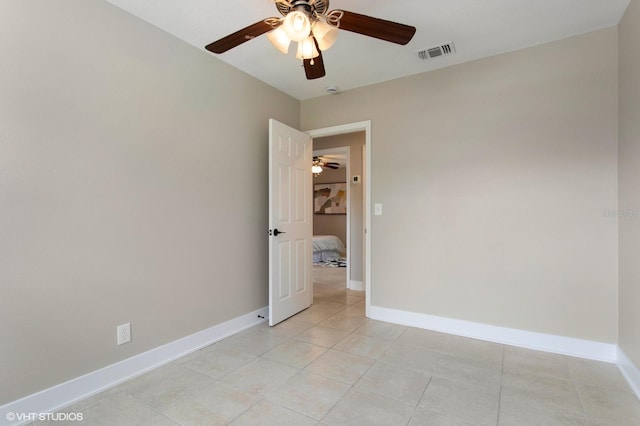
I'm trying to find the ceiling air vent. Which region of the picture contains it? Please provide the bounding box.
[418,42,455,60]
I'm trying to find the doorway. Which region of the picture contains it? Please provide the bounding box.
[307,121,371,316]
[312,146,350,298]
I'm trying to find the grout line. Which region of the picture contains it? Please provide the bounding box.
[568,358,591,423]
[495,345,505,426]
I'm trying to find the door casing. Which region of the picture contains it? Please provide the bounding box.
[306,121,372,316]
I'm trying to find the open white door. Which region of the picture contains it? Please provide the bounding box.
[269,119,313,326]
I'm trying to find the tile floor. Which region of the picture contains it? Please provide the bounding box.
[34,267,640,425]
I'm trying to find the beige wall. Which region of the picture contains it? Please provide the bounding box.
[0,0,299,404]
[313,133,366,282]
[618,0,640,368]
[302,28,619,343]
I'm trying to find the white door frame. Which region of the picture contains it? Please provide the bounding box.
[306,121,371,316]
[313,146,351,290]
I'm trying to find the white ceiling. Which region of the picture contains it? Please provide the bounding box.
[105,0,630,100]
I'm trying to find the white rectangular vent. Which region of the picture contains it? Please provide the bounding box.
[418,42,455,60]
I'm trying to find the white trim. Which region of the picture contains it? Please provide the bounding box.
[0,307,269,426]
[306,121,372,317]
[618,348,640,400]
[349,280,364,292]
[368,305,617,362]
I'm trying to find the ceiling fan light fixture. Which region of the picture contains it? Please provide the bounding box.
[205,3,417,81]
[312,19,338,51]
[267,26,291,54]
[312,158,324,176]
[296,36,319,60]
[283,11,311,42]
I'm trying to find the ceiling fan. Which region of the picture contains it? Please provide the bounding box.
[205,0,416,80]
[314,156,340,169]
[312,156,339,176]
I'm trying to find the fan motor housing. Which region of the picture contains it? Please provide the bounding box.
[276,0,329,17]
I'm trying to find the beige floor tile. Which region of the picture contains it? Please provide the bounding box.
[577,383,640,424]
[305,349,375,384]
[262,339,327,369]
[293,306,337,324]
[33,394,177,426]
[269,317,315,337]
[340,301,366,318]
[499,389,587,426]
[48,382,131,413]
[313,267,347,285]
[229,399,318,425]
[503,345,571,380]
[160,380,257,426]
[322,388,414,426]
[313,301,351,314]
[333,333,392,359]
[119,364,217,408]
[568,357,631,391]
[295,326,351,348]
[181,346,256,379]
[318,314,368,332]
[501,370,582,412]
[396,327,448,352]
[419,376,499,426]
[217,328,289,356]
[324,293,364,306]
[380,343,441,375]
[266,371,350,420]
[441,335,504,370]
[354,320,406,341]
[220,358,299,397]
[356,361,431,406]
[409,408,477,426]
[434,353,502,389]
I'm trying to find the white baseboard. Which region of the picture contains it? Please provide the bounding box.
[349,280,364,292]
[368,305,617,362]
[0,306,269,426]
[618,348,640,400]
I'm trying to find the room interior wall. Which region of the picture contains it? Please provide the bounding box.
[0,0,299,404]
[313,133,365,283]
[302,28,619,344]
[618,0,640,370]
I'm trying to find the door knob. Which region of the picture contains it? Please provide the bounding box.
[273,228,286,236]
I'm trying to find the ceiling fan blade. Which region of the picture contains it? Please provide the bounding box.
[205,19,278,54]
[325,164,340,169]
[334,10,416,45]
[303,47,326,80]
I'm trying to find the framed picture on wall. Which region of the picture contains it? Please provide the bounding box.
[314,182,347,214]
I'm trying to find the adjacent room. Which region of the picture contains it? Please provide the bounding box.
[2,0,640,424]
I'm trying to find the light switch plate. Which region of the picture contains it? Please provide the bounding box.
[374,203,382,216]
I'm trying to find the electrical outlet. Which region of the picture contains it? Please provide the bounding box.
[117,323,131,345]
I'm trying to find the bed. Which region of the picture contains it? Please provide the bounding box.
[313,235,345,263]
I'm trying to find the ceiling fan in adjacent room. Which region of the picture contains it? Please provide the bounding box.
[312,156,340,176]
[205,0,417,80]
